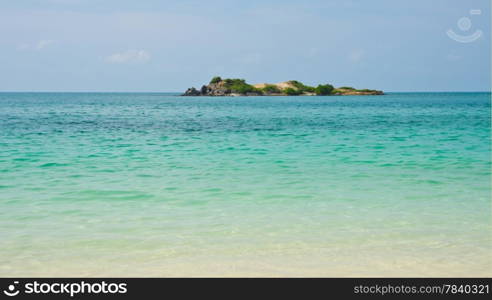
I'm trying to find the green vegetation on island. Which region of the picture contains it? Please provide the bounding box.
[315,84,334,95]
[183,77,383,96]
[261,84,282,94]
[222,78,262,94]
[286,80,316,93]
[210,76,222,84]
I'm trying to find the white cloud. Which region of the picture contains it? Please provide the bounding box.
[105,50,151,64]
[17,40,54,51]
[36,40,54,50]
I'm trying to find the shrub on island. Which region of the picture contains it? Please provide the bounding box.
[287,80,315,93]
[223,78,261,94]
[315,84,334,95]
[284,87,303,95]
[261,84,282,94]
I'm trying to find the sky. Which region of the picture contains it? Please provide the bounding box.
[0,0,490,92]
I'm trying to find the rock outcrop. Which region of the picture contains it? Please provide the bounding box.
[332,88,384,96]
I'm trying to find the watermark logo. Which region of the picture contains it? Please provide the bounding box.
[447,9,482,43]
[3,281,20,297]
[2,280,128,297]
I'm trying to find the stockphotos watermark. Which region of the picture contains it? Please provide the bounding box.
[2,280,127,297]
[446,9,483,43]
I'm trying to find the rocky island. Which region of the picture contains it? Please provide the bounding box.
[183,77,383,96]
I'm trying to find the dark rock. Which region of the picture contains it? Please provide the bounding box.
[182,87,201,96]
[200,85,208,95]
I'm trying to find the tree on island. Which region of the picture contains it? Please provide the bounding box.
[210,76,222,84]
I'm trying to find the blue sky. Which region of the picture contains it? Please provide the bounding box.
[0,0,490,92]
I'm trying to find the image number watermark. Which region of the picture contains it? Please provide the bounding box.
[446,9,482,43]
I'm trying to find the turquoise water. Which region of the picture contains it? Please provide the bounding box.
[0,92,490,276]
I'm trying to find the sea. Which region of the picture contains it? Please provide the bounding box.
[0,92,490,276]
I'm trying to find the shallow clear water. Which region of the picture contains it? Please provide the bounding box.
[0,92,490,276]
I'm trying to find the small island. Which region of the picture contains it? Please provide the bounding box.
[183,77,383,96]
